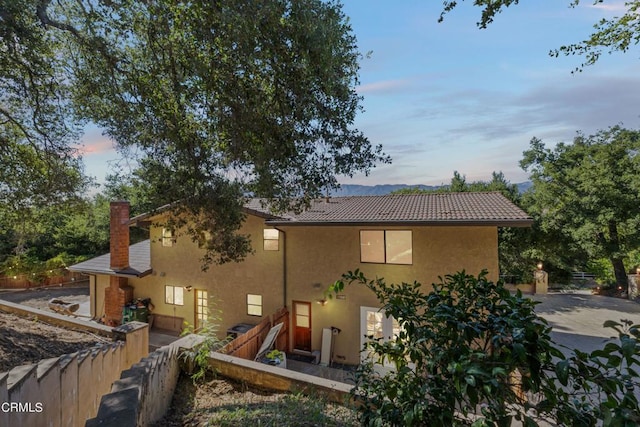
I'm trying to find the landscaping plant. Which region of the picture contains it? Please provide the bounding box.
[180,308,229,383]
[328,270,640,426]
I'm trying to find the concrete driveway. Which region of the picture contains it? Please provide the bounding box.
[531,291,640,355]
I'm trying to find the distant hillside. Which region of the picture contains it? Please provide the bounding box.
[330,184,439,196]
[331,182,532,197]
[516,181,533,193]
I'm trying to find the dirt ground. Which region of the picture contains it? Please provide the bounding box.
[0,285,106,373]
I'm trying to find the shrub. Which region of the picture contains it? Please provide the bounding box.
[329,270,560,426]
[328,270,640,426]
[552,319,640,426]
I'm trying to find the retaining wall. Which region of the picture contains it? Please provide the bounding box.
[86,335,353,427]
[0,300,148,427]
[209,352,352,404]
[0,299,113,337]
[86,335,202,427]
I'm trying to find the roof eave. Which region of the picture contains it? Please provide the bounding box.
[129,204,283,226]
[266,219,534,227]
[68,266,153,278]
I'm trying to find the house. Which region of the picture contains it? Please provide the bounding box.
[69,193,532,365]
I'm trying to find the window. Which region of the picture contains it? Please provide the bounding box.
[360,230,412,265]
[165,285,184,305]
[263,229,279,251]
[162,228,175,247]
[247,294,262,316]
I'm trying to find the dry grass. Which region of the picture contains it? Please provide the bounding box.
[154,373,359,426]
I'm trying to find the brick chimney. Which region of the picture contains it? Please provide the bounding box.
[104,201,133,326]
[110,201,130,270]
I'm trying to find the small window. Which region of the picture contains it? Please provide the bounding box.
[162,228,175,247]
[263,229,279,251]
[247,294,262,316]
[360,230,412,265]
[165,285,184,305]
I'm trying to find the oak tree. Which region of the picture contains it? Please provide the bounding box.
[520,126,640,288]
[0,0,90,217]
[2,0,387,266]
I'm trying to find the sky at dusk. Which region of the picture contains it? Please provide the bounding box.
[80,0,640,189]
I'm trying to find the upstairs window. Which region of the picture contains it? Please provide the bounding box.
[360,230,412,265]
[162,228,175,247]
[263,229,279,251]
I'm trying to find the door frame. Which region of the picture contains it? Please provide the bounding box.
[292,300,312,353]
[194,289,208,330]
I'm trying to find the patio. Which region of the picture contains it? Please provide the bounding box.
[285,357,356,384]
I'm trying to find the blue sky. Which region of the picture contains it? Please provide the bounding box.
[81,0,640,188]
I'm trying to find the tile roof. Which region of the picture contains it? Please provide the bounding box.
[70,193,530,276]
[68,240,151,277]
[263,192,532,226]
[133,192,531,227]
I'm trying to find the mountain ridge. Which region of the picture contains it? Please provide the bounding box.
[330,182,532,197]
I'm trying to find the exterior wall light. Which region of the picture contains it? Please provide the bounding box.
[316,299,328,306]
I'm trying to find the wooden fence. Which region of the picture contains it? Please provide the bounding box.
[0,271,88,289]
[220,307,289,360]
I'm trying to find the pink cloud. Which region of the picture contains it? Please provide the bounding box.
[78,134,116,156]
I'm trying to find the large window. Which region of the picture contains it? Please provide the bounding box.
[360,230,412,265]
[165,285,184,305]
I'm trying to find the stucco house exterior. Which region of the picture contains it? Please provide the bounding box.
[70,193,532,365]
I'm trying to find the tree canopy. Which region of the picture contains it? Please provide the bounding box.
[1,0,387,266]
[440,0,640,69]
[521,126,640,287]
[0,0,90,218]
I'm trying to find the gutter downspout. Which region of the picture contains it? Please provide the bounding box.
[90,274,97,320]
[275,227,287,309]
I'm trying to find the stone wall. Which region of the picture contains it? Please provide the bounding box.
[86,335,202,427]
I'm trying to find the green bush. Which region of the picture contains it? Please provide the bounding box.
[180,308,229,383]
[329,270,559,426]
[328,270,640,426]
[552,319,640,426]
